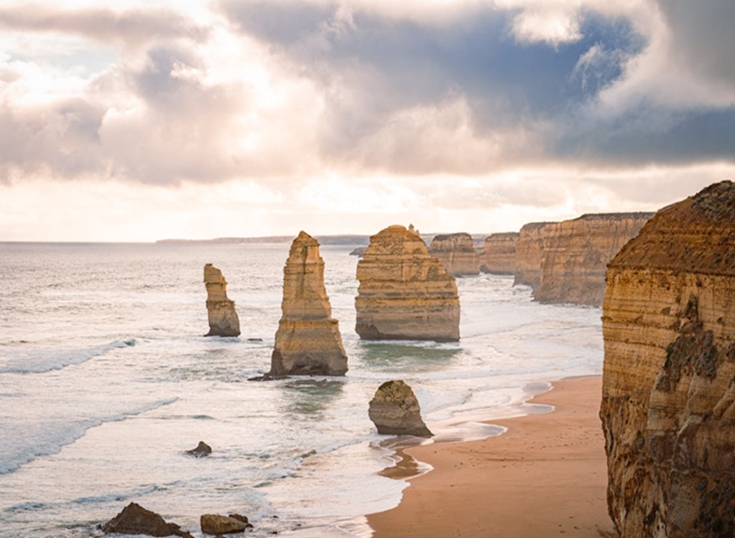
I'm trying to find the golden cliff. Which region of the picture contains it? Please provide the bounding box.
[600,181,735,537]
[534,213,653,306]
[203,264,240,337]
[480,232,519,275]
[270,232,348,376]
[513,222,553,290]
[355,225,460,342]
[428,233,480,276]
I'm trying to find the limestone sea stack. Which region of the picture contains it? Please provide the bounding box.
[600,181,735,537]
[368,380,432,437]
[534,213,653,306]
[513,222,553,290]
[203,264,240,337]
[355,225,460,342]
[428,233,480,276]
[269,232,348,377]
[480,232,519,275]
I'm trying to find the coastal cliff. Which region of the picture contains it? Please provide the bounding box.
[428,233,480,276]
[600,181,735,537]
[203,264,240,337]
[480,232,519,275]
[355,225,460,342]
[513,222,553,290]
[534,213,652,306]
[270,232,348,376]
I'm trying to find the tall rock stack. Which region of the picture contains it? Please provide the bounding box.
[356,225,460,342]
[534,213,653,306]
[513,222,553,290]
[428,233,480,276]
[270,232,348,377]
[480,232,519,275]
[203,264,241,337]
[600,181,735,537]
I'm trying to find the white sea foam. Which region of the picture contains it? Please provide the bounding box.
[0,339,137,374]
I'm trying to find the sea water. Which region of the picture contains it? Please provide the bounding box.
[0,242,603,537]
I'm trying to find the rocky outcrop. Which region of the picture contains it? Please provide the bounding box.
[100,503,192,537]
[349,247,367,258]
[600,181,735,537]
[368,380,432,437]
[185,441,211,457]
[534,213,653,306]
[269,232,348,377]
[513,222,553,290]
[355,225,460,342]
[203,264,240,337]
[200,514,248,535]
[428,233,480,276]
[480,232,519,275]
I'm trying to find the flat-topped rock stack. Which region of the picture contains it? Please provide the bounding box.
[368,380,433,437]
[534,213,652,306]
[269,232,348,376]
[203,264,241,337]
[428,233,480,276]
[600,181,735,537]
[513,222,553,290]
[480,232,519,275]
[355,225,460,342]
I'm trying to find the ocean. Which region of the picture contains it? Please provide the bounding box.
[0,241,603,537]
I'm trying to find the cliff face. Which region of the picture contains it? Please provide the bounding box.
[600,181,735,537]
[480,232,519,275]
[428,233,480,276]
[355,225,460,342]
[270,232,348,376]
[203,264,241,337]
[535,213,653,306]
[513,222,553,290]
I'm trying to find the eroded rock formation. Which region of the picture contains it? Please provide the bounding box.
[428,233,480,276]
[185,441,212,458]
[513,222,553,290]
[480,232,519,275]
[355,225,460,342]
[269,232,348,376]
[369,380,432,437]
[534,213,652,306]
[600,181,735,537]
[200,514,248,535]
[204,264,240,337]
[100,502,192,537]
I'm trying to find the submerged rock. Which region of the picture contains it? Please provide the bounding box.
[428,233,480,276]
[600,181,735,537]
[355,225,460,342]
[100,502,192,537]
[204,264,240,337]
[269,232,348,376]
[369,380,432,437]
[200,514,248,535]
[480,232,519,275]
[185,441,212,457]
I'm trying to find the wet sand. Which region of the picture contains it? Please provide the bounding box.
[367,376,617,538]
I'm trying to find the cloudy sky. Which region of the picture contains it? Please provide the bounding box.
[1,0,733,241]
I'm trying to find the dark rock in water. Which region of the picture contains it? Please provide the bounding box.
[368,380,432,437]
[200,514,248,535]
[247,338,263,342]
[349,247,367,257]
[100,502,192,537]
[248,373,286,382]
[185,441,212,457]
[228,514,252,528]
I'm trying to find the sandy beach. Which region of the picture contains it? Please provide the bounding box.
[367,376,617,538]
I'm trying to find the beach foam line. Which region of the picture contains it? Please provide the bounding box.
[0,339,137,374]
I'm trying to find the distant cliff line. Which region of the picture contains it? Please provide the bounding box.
[157,234,488,246]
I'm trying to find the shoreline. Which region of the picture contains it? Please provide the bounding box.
[367,375,617,537]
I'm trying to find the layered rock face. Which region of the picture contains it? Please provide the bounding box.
[480,232,519,275]
[355,225,460,342]
[513,222,553,290]
[535,213,652,306]
[428,233,480,276]
[203,264,241,337]
[270,232,348,377]
[368,380,432,437]
[600,181,735,537]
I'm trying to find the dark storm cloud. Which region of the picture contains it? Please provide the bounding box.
[0,4,208,47]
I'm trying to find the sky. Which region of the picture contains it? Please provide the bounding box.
[0,0,733,241]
